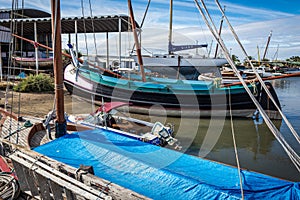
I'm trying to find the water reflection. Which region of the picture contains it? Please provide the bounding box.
[70,77,300,182]
[170,117,279,158]
[167,77,300,182]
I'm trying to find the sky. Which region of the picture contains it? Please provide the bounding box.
[1,0,300,60]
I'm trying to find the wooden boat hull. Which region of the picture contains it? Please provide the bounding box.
[64,64,281,118]
[13,57,53,68]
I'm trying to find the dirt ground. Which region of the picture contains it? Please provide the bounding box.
[0,89,96,118]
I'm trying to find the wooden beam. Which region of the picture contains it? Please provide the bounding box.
[10,153,105,200]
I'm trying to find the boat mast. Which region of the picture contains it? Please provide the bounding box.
[214,6,225,58]
[51,0,66,137]
[257,45,261,65]
[262,30,272,61]
[128,0,146,82]
[168,0,173,55]
[168,0,207,54]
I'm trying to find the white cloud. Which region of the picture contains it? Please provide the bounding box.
[94,15,300,60]
[1,0,299,60]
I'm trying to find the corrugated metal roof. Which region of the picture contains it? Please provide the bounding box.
[0,25,10,43]
[0,8,51,19]
[0,15,137,35]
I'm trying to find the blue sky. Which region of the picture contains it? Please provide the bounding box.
[1,0,300,60]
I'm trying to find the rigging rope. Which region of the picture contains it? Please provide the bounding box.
[88,0,98,56]
[81,0,97,110]
[228,89,244,199]
[130,0,151,54]
[81,0,89,57]
[140,0,151,28]
[214,0,300,145]
[5,0,24,144]
[194,0,300,172]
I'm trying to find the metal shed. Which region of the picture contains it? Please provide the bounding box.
[0,8,138,75]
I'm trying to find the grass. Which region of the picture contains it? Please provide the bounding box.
[13,74,54,93]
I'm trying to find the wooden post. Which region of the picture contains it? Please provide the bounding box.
[51,0,66,137]
[34,22,39,74]
[75,20,79,59]
[0,43,2,81]
[45,34,49,58]
[106,32,109,69]
[214,6,225,59]
[119,17,122,68]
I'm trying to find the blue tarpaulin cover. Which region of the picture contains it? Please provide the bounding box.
[34,129,300,199]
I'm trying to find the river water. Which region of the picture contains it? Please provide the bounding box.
[163,77,300,182]
[70,76,300,182]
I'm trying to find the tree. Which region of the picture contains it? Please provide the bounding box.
[262,58,270,62]
[231,54,240,63]
[244,56,254,61]
[286,56,300,62]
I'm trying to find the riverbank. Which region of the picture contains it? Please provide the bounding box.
[0,90,91,118]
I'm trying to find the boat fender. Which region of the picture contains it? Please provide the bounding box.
[43,110,56,139]
[75,68,79,82]
[250,80,258,96]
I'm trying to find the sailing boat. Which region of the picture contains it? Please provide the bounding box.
[131,0,228,80]
[63,0,281,119]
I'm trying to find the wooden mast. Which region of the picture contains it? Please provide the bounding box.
[128,0,146,82]
[214,6,225,58]
[51,0,66,137]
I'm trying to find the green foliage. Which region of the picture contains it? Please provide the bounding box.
[286,56,300,62]
[231,54,240,63]
[13,74,54,93]
[262,58,270,62]
[244,56,254,61]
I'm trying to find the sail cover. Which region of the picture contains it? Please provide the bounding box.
[34,129,299,199]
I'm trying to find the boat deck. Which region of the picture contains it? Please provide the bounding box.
[0,110,47,148]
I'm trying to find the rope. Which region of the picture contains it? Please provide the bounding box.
[81,0,89,57]
[214,0,300,169]
[194,0,300,172]
[88,0,98,56]
[6,0,22,144]
[215,0,300,145]
[130,0,151,54]
[86,0,98,112]
[228,89,244,199]
[0,173,20,199]
[17,0,25,145]
[98,181,111,198]
[213,77,222,88]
